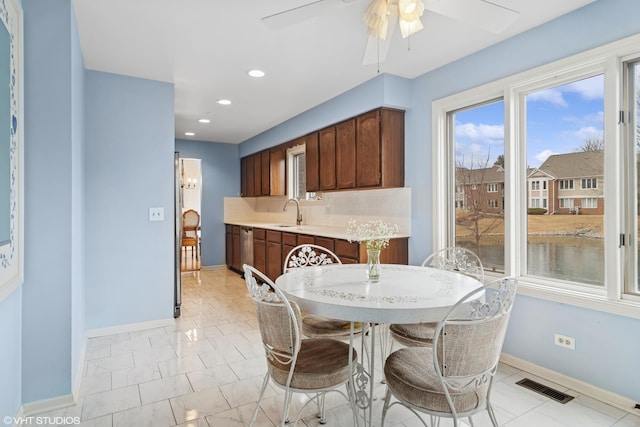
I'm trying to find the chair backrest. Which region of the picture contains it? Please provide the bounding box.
[243,264,302,367]
[432,277,517,384]
[421,247,485,283]
[182,209,200,238]
[283,244,342,273]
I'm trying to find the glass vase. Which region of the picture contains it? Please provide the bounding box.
[367,248,381,283]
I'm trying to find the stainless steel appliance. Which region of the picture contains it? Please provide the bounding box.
[240,226,253,271]
[173,152,182,318]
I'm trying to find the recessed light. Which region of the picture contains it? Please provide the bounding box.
[185,132,195,136]
[217,99,231,105]
[198,119,211,123]
[248,69,265,78]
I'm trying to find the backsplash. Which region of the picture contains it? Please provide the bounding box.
[224,187,411,234]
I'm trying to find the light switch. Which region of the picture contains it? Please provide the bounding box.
[149,207,164,221]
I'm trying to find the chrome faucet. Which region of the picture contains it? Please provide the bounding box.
[283,198,302,226]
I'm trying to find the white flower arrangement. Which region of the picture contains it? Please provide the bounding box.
[346,219,399,251]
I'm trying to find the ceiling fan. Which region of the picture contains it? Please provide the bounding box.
[261,0,520,65]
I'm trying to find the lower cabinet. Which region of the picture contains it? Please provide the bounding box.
[227,224,409,282]
[225,225,242,272]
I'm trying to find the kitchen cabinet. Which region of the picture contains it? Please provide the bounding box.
[266,230,283,280]
[240,149,282,197]
[270,148,286,196]
[253,228,266,273]
[318,126,337,191]
[253,152,262,196]
[227,225,408,281]
[356,108,404,189]
[304,133,320,192]
[336,119,356,189]
[240,107,404,197]
[225,225,241,272]
[261,150,270,196]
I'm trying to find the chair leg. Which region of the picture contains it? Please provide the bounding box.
[346,379,359,427]
[282,390,293,426]
[318,393,327,424]
[381,386,392,427]
[249,373,270,427]
[468,415,475,427]
[486,402,499,427]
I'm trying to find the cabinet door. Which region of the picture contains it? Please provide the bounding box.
[315,237,335,252]
[253,152,262,197]
[266,241,282,281]
[225,227,233,267]
[245,155,255,197]
[232,226,241,271]
[318,126,336,191]
[336,119,356,189]
[305,133,320,192]
[254,237,266,273]
[356,110,382,188]
[261,150,270,196]
[240,157,248,197]
[270,148,286,196]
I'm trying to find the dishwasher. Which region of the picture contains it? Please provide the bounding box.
[240,226,253,274]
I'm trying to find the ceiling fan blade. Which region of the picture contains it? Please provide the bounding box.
[424,0,519,34]
[362,11,397,65]
[262,0,349,30]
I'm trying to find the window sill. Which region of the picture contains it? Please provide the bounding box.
[500,276,640,320]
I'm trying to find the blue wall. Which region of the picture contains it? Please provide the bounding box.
[0,288,22,419]
[175,139,239,267]
[21,0,82,403]
[239,0,640,401]
[85,70,174,329]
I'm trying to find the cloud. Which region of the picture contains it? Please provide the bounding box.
[534,149,556,165]
[455,122,504,142]
[565,77,604,100]
[527,75,604,107]
[573,126,603,140]
[527,89,567,106]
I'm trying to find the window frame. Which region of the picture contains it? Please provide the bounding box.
[433,33,640,319]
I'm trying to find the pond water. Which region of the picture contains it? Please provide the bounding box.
[459,237,605,286]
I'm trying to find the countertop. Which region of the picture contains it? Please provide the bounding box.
[224,220,410,241]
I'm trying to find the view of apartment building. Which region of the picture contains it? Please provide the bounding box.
[456,151,604,215]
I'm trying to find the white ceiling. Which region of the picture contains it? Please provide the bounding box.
[72,0,595,144]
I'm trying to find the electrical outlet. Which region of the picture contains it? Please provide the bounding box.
[149,207,164,222]
[554,333,575,350]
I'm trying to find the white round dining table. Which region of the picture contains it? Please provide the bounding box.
[275,263,484,324]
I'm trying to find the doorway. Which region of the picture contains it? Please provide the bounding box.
[180,157,202,272]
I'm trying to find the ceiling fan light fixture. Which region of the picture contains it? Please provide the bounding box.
[364,0,391,40]
[398,0,424,38]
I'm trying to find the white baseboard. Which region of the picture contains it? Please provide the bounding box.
[500,353,640,415]
[85,317,175,338]
[200,264,226,271]
[72,337,87,399]
[12,405,24,427]
[21,393,75,417]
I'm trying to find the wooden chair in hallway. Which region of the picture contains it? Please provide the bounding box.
[181,209,200,261]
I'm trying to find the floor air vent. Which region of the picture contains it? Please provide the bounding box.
[516,378,574,404]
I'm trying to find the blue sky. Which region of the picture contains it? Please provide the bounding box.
[454,74,605,168]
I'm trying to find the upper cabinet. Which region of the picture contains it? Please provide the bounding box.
[336,118,356,189]
[356,108,404,189]
[240,107,404,197]
[318,126,337,191]
[303,133,320,193]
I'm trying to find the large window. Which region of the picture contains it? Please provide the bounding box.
[451,100,505,273]
[434,34,640,315]
[525,75,604,286]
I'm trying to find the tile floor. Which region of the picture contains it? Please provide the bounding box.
[38,268,640,427]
